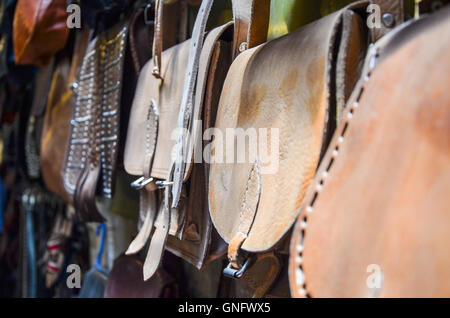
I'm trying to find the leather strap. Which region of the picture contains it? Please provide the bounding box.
[371,0,404,42]
[126,189,157,255]
[228,160,261,269]
[144,186,171,280]
[74,163,105,222]
[171,0,215,208]
[152,0,164,78]
[231,0,271,58]
[126,98,159,254]
[185,22,234,182]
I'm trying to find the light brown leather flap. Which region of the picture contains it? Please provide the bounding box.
[209,3,369,253]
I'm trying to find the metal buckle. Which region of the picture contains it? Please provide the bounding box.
[155,180,173,188]
[223,258,252,279]
[130,177,154,190]
[144,3,154,25]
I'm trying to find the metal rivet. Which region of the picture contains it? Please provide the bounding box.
[238,42,248,53]
[382,13,395,28]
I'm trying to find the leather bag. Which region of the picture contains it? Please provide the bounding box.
[13,0,69,66]
[124,0,234,279]
[209,0,370,282]
[63,20,130,222]
[289,7,450,298]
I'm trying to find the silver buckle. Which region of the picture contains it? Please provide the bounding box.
[130,177,154,190]
[155,180,173,188]
[223,258,252,279]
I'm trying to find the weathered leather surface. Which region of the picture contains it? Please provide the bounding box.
[41,29,92,204]
[209,3,369,253]
[289,8,450,297]
[13,0,69,66]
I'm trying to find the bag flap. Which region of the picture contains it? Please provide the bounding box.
[209,3,369,253]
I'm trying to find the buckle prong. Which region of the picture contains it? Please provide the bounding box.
[131,177,154,190]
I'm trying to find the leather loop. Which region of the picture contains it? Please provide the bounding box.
[242,253,281,298]
[227,160,261,268]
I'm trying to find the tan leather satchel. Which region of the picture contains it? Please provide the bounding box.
[209,0,370,289]
[289,7,450,298]
[124,0,235,279]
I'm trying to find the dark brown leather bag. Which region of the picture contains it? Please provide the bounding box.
[13,0,69,66]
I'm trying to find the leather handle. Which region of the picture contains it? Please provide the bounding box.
[370,0,405,42]
[231,0,271,58]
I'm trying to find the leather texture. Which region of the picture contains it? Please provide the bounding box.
[289,7,450,298]
[209,2,369,255]
[13,0,69,66]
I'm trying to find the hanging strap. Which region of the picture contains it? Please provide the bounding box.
[171,0,215,208]
[152,0,164,78]
[370,0,405,42]
[231,0,271,58]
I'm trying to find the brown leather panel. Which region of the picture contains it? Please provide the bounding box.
[290,9,450,297]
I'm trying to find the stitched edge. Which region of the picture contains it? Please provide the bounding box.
[292,49,380,298]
